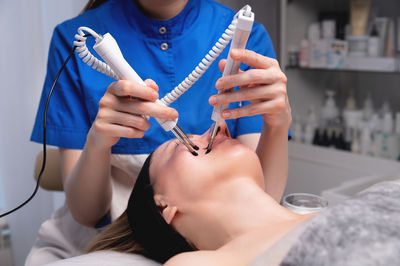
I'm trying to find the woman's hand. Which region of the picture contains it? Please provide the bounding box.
[88,79,179,149]
[209,49,292,130]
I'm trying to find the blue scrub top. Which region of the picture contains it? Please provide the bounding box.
[31,0,281,154]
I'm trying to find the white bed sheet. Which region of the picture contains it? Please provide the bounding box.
[44,251,162,266]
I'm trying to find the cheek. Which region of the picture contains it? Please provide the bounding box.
[162,154,211,202]
[211,143,264,186]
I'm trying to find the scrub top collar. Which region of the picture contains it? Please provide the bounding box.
[121,0,200,39]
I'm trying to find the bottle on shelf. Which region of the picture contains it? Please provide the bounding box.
[321,129,330,147]
[304,106,318,145]
[368,23,380,57]
[380,112,394,159]
[343,126,352,151]
[362,93,374,121]
[292,115,304,143]
[299,39,310,68]
[321,90,339,128]
[329,130,339,149]
[351,128,361,154]
[360,125,372,156]
[288,45,299,67]
[395,112,400,161]
[345,89,357,111]
[379,100,391,117]
[312,128,322,146]
[336,131,346,150]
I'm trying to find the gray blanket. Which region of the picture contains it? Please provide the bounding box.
[279,181,400,266]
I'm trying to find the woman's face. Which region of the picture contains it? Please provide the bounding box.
[149,123,264,207]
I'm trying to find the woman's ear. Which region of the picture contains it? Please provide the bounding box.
[154,194,178,224]
[162,206,177,224]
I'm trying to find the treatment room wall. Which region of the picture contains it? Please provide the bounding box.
[0,1,86,265]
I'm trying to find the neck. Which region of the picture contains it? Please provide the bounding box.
[135,0,188,20]
[175,178,310,250]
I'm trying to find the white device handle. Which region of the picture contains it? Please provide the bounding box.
[211,7,254,122]
[93,33,177,132]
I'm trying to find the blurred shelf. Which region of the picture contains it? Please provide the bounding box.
[289,142,400,174]
[286,66,400,75]
[286,142,400,196]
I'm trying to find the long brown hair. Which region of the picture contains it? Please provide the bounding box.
[81,0,109,14]
[86,210,146,255]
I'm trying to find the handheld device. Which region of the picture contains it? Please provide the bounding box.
[92,32,200,154]
[207,6,254,152]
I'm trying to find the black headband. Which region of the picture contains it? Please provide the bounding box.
[127,153,195,263]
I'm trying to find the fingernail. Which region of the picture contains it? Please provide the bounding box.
[231,49,238,57]
[152,91,159,98]
[222,111,231,118]
[209,96,217,105]
[215,79,222,90]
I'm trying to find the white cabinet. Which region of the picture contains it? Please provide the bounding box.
[285,142,400,196]
[280,0,400,196]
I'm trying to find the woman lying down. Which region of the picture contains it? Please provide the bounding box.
[86,124,400,266]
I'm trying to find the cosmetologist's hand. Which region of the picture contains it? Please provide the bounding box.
[88,79,178,148]
[209,48,292,130]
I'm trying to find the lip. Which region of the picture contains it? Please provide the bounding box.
[211,135,230,148]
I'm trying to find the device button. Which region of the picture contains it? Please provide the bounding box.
[160,43,169,51]
[159,27,167,34]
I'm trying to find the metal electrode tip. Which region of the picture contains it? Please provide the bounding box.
[206,123,219,154]
[171,125,199,155]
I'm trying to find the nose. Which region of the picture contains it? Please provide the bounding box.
[200,121,230,141]
[218,121,230,137]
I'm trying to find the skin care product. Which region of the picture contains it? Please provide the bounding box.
[282,193,328,214]
[397,17,400,53]
[322,20,336,40]
[368,24,380,57]
[313,128,322,146]
[362,93,374,121]
[321,90,339,127]
[351,129,361,154]
[293,116,304,143]
[395,113,400,161]
[304,107,318,145]
[384,19,395,58]
[350,0,371,36]
[360,126,372,156]
[299,39,310,68]
[381,112,394,159]
[308,22,321,41]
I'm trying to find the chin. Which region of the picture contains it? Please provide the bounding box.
[213,139,263,182]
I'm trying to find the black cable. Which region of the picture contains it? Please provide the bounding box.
[0,34,90,218]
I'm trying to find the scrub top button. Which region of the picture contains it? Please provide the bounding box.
[159,26,167,34]
[160,43,168,51]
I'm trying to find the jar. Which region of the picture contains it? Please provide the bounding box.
[282,193,328,214]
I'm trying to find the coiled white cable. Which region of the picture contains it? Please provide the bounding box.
[74,5,252,106]
[74,27,119,80]
[160,17,238,106]
[161,5,252,106]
